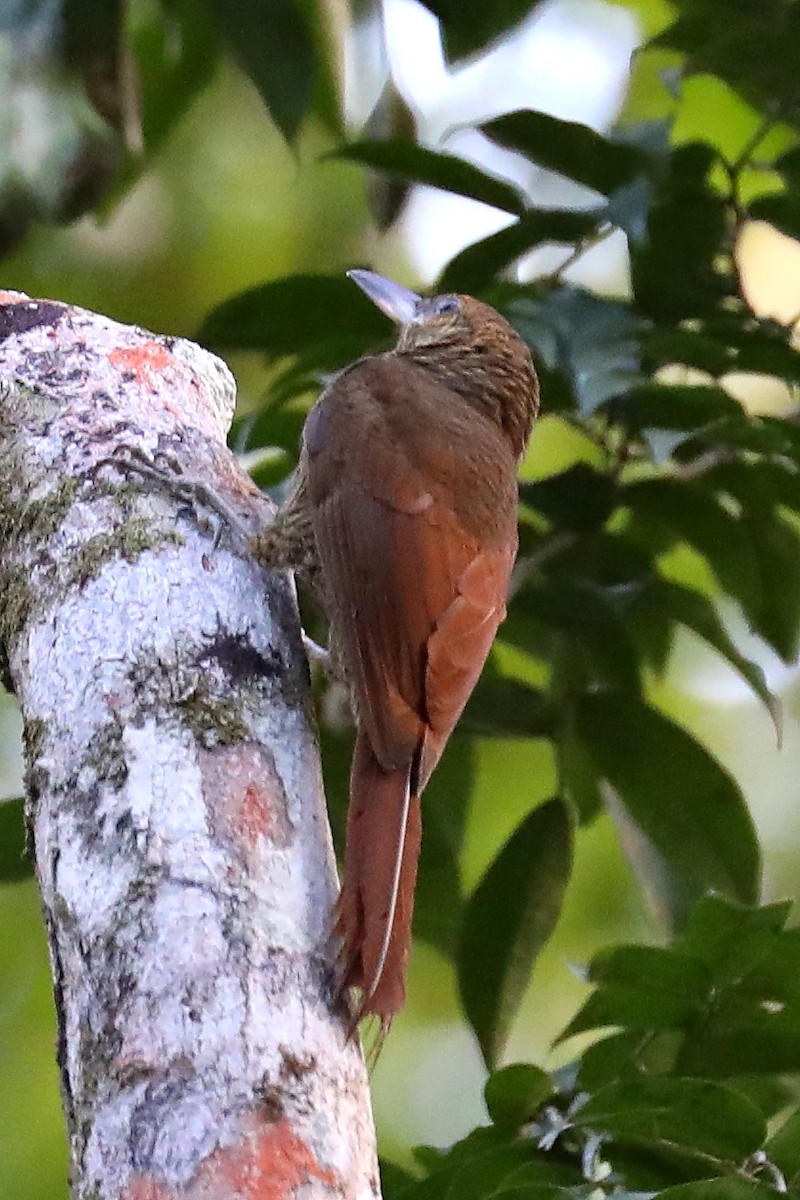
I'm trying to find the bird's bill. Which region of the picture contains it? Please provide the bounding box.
[347,269,421,326]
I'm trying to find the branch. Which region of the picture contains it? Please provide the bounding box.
[0,291,380,1200]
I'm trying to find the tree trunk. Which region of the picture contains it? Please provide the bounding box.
[0,291,380,1200]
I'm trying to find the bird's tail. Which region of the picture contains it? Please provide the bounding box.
[335,729,422,1032]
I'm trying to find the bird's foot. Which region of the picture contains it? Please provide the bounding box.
[93,446,251,552]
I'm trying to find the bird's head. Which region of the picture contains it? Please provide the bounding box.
[348,269,539,460]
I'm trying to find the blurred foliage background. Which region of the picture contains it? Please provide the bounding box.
[2,0,800,1197]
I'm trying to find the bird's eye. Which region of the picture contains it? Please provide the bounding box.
[435,297,459,315]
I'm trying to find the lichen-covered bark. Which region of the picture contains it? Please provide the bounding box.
[0,292,380,1200]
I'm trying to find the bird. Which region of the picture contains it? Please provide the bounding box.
[251,269,540,1034]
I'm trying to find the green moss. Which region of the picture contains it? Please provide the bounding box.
[0,465,187,675]
[0,477,81,658]
[22,715,46,764]
[64,517,181,591]
[175,676,249,747]
[91,476,149,516]
[125,651,250,749]
[0,570,35,663]
[83,717,128,789]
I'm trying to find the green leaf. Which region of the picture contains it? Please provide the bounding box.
[358,82,418,229]
[680,1016,800,1080]
[646,579,779,730]
[633,898,790,996]
[644,326,733,377]
[506,289,644,415]
[408,1127,574,1200]
[630,143,731,321]
[235,402,307,459]
[130,0,220,156]
[578,1029,683,1090]
[696,456,800,666]
[704,457,800,516]
[730,1075,800,1123]
[461,675,557,739]
[331,139,527,216]
[715,319,800,384]
[511,577,643,694]
[741,510,800,663]
[773,143,800,185]
[674,457,800,660]
[557,716,603,824]
[655,1181,778,1200]
[576,693,760,929]
[419,0,544,62]
[575,1077,766,1163]
[476,1189,568,1199]
[622,477,764,625]
[678,414,800,463]
[569,898,800,1088]
[198,273,388,356]
[563,898,800,1095]
[484,1064,554,1130]
[753,189,800,241]
[481,110,648,196]
[298,0,343,138]
[380,1158,417,1199]
[627,580,677,675]
[654,2,800,124]
[458,798,573,1068]
[610,384,742,434]
[564,945,711,1038]
[247,449,294,491]
[0,798,30,882]
[765,1106,800,1186]
[209,0,314,143]
[415,735,473,956]
[520,464,616,532]
[606,174,654,245]
[767,414,800,464]
[438,209,604,293]
[681,896,790,980]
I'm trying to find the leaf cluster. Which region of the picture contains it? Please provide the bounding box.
[384,896,800,1200]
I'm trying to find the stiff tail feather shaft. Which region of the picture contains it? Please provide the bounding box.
[335,729,422,1031]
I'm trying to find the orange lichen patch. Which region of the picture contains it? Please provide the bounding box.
[201,743,291,859]
[109,341,174,388]
[197,1115,340,1199]
[123,1115,341,1200]
[238,782,271,843]
[123,1178,174,1200]
[0,290,27,303]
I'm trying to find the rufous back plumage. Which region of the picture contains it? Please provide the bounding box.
[252,270,539,1038]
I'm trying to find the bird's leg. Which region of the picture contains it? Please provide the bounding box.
[92,446,253,552]
[249,468,315,573]
[248,469,345,682]
[302,632,332,671]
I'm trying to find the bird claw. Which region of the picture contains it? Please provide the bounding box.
[301,631,332,670]
[92,446,250,552]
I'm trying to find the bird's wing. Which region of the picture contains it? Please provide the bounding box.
[305,355,517,776]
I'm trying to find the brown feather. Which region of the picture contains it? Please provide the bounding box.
[336,730,422,1027]
[305,354,522,1024]
[258,281,540,1033]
